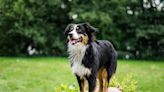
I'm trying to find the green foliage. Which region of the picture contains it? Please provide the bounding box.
[55,83,78,92]
[55,74,137,92]
[110,74,137,92]
[0,0,70,56]
[0,0,163,59]
[70,0,164,60]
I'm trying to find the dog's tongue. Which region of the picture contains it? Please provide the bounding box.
[69,40,77,45]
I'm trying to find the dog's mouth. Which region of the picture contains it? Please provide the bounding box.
[68,37,82,45]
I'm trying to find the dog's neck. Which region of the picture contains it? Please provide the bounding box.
[68,43,88,65]
[68,43,91,78]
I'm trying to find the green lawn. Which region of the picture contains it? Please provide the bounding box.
[0,57,163,92]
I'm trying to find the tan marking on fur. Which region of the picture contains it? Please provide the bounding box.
[80,34,89,45]
[97,68,103,92]
[96,68,109,92]
[67,36,70,40]
[102,68,108,92]
[93,37,96,42]
[81,80,85,92]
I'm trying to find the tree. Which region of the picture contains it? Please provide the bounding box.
[0,0,163,59]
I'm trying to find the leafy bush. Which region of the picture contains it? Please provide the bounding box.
[55,83,78,92]
[110,74,137,92]
[55,74,137,92]
[0,0,70,56]
[0,0,163,59]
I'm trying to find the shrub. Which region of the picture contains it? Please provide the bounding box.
[110,74,137,92]
[55,74,137,92]
[55,83,78,92]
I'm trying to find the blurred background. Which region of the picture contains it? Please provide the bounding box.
[0,0,164,92]
[0,0,163,60]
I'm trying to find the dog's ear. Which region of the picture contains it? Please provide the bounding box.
[82,22,98,42]
[64,24,72,35]
[82,22,98,33]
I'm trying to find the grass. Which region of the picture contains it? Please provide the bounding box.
[0,57,163,92]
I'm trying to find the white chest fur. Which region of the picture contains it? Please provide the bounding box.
[68,43,91,78]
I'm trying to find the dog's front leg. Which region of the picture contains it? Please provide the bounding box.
[76,76,85,92]
[87,75,97,92]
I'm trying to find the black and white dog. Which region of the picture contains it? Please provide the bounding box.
[64,23,117,92]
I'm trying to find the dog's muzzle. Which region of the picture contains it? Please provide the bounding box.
[68,36,82,45]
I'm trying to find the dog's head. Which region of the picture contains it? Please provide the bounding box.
[64,23,98,45]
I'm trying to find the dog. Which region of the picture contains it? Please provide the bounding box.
[64,23,117,92]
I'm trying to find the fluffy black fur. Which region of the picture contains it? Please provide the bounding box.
[82,40,117,91]
[65,23,117,92]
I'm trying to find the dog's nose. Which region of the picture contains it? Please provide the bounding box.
[68,34,73,38]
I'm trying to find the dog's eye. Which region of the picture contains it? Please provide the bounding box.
[70,27,74,32]
[76,26,80,30]
[76,26,81,32]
